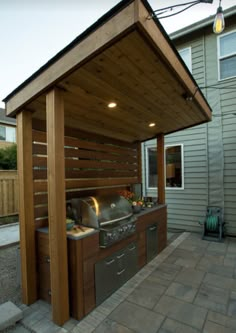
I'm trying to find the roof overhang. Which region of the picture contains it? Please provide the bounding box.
[3,0,212,143]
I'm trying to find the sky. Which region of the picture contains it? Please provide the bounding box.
[1,0,235,109]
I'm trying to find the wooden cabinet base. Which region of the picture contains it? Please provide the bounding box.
[36,205,167,320]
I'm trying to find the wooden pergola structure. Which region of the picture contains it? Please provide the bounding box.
[4,0,211,326]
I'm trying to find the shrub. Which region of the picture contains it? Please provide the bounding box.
[0,144,17,170]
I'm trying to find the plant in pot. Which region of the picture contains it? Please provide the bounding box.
[118,190,144,213]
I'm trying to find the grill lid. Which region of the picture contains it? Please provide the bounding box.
[71,193,133,228]
[95,194,132,226]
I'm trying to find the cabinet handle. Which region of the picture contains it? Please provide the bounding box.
[149,226,157,231]
[117,253,125,259]
[117,268,125,276]
[48,290,51,296]
[128,245,136,251]
[45,256,50,263]
[105,259,115,265]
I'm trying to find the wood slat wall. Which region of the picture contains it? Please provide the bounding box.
[33,128,140,226]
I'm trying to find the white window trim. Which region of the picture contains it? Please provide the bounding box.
[178,47,192,73]
[217,29,236,82]
[145,143,184,191]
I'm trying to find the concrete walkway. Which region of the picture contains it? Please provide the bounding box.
[9,231,236,333]
[0,223,19,248]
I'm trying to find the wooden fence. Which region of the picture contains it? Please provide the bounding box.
[0,170,18,217]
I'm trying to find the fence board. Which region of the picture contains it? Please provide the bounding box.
[0,171,18,216]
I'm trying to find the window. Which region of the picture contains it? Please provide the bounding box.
[165,145,184,189]
[146,147,158,188]
[179,47,192,72]
[0,125,16,142]
[0,125,6,141]
[218,31,236,80]
[146,144,184,190]
[6,127,16,142]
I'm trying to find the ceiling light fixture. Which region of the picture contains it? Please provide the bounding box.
[108,102,117,108]
[213,0,225,34]
[149,123,156,127]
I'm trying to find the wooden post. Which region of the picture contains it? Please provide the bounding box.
[17,110,37,304]
[46,88,69,325]
[157,134,165,204]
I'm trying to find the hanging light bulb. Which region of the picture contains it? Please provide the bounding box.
[213,0,225,34]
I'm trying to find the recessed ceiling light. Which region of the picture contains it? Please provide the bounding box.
[108,102,117,108]
[149,123,156,127]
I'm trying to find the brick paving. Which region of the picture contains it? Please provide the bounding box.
[1,232,236,332]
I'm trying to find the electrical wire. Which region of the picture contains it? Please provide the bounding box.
[149,0,211,19]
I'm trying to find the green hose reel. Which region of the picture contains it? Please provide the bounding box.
[206,215,218,231]
[200,206,225,242]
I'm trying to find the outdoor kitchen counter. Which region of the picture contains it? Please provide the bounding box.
[36,204,167,320]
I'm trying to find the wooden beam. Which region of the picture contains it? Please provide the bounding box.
[157,134,165,204]
[5,2,136,116]
[46,88,69,325]
[16,110,37,304]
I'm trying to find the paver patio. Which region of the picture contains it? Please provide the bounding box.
[9,232,236,332]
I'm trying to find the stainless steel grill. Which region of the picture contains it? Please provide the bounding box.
[71,194,137,248]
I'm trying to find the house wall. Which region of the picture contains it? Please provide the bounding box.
[143,22,236,235]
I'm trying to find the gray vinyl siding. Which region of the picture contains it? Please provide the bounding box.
[165,37,208,232]
[165,124,208,232]
[222,81,236,235]
[143,24,236,235]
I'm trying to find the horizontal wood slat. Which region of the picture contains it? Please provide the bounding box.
[34,178,138,192]
[65,159,137,171]
[33,169,137,180]
[64,136,137,156]
[32,130,46,143]
[33,143,47,155]
[64,147,137,163]
[34,185,129,206]
[32,126,139,223]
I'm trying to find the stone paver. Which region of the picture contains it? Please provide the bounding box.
[204,272,236,291]
[207,311,236,330]
[159,318,200,333]
[3,232,236,333]
[109,300,165,333]
[174,267,205,287]
[154,295,207,330]
[0,223,19,248]
[194,283,229,314]
[0,301,23,331]
[93,318,135,333]
[203,320,234,333]
[165,281,198,303]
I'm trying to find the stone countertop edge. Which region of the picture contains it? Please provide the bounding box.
[36,205,166,240]
[137,204,167,217]
[37,227,99,240]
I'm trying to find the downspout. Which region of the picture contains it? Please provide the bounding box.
[203,33,210,206]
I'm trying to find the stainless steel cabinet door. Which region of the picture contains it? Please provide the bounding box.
[146,224,158,262]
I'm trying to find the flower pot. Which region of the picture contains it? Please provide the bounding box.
[132,205,141,214]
